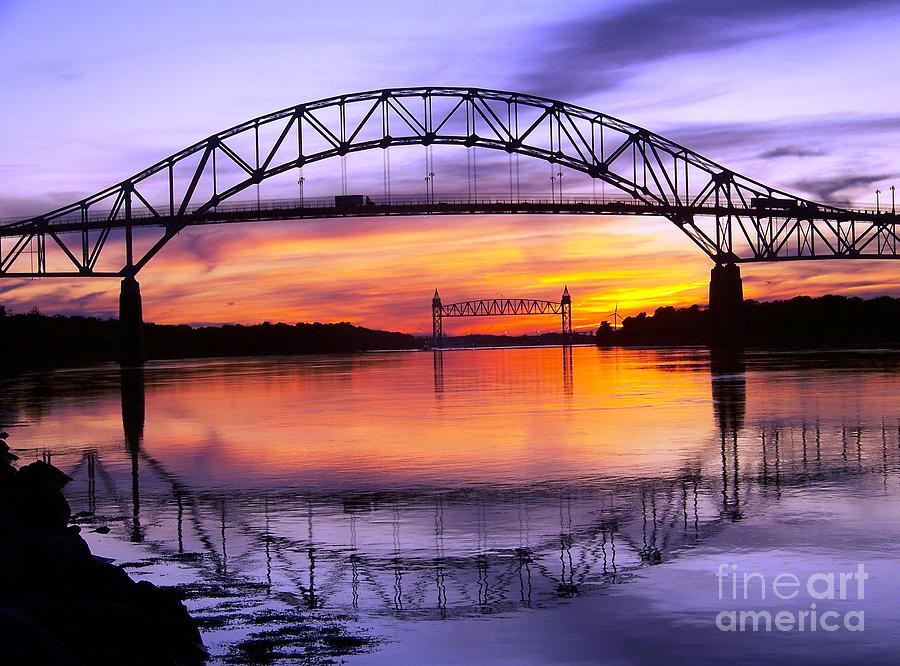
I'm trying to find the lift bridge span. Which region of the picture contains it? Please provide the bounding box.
[1,87,897,361]
[431,288,572,346]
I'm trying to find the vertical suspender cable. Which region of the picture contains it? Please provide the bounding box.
[255,124,260,212]
[473,147,477,200]
[550,163,555,202]
[516,153,520,199]
[467,148,472,200]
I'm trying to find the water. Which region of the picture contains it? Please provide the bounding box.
[3,346,900,664]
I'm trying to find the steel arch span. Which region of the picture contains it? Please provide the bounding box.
[1,86,898,279]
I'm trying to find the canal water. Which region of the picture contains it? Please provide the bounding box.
[3,346,900,664]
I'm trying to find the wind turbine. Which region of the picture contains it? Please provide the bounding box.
[607,302,623,330]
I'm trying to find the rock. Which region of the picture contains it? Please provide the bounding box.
[0,441,17,464]
[0,438,207,665]
[17,460,72,489]
[13,461,73,531]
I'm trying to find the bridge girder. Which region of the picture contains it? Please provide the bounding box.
[432,294,573,345]
[2,86,898,278]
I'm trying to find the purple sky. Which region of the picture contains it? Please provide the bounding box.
[1,1,899,331]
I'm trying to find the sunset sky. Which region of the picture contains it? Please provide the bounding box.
[1,0,899,335]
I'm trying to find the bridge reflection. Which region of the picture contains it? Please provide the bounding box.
[432,344,575,399]
[121,367,145,542]
[53,357,899,633]
[711,350,746,521]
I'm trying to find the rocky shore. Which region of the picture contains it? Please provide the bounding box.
[0,432,208,665]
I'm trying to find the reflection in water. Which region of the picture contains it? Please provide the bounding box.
[432,349,444,395]
[433,344,575,400]
[78,419,894,618]
[2,348,900,662]
[711,350,745,522]
[121,367,145,542]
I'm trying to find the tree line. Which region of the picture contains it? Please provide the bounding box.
[596,295,900,346]
[0,305,421,372]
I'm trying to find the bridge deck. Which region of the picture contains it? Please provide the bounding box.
[0,194,891,237]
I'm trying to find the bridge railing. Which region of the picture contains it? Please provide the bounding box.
[0,193,644,228]
[2,192,889,231]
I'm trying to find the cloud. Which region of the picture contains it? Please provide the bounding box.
[0,282,116,318]
[790,173,894,202]
[758,145,826,159]
[643,115,900,199]
[661,115,900,159]
[0,192,89,219]
[516,0,895,98]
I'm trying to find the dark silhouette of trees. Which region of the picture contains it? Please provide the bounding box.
[145,321,420,359]
[0,308,421,372]
[596,295,900,347]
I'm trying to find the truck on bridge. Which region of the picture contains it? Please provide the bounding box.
[335,194,374,207]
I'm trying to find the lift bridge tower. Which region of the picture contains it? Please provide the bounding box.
[431,287,572,347]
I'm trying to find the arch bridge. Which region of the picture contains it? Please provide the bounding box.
[1,87,897,360]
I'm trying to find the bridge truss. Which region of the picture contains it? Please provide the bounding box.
[432,287,572,345]
[1,87,898,279]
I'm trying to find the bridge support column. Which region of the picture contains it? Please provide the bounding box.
[118,276,146,366]
[709,263,745,346]
[432,289,443,348]
[560,285,572,338]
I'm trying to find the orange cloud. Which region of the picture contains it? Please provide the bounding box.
[3,214,899,335]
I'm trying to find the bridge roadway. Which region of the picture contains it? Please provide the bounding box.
[0,192,889,240]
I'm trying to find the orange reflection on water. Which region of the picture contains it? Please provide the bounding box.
[8,348,722,490]
[10,347,896,494]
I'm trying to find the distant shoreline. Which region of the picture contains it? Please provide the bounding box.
[2,293,899,373]
[0,316,422,373]
[595,295,900,348]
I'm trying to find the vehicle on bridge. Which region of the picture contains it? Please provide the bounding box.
[334,194,374,207]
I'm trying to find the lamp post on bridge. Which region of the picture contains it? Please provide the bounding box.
[425,172,436,205]
[549,170,563,204]
[876,189,881,214]
[891,185,896,214]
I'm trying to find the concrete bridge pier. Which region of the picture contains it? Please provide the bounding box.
[118,276,146,366]
[709,263,745,346]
